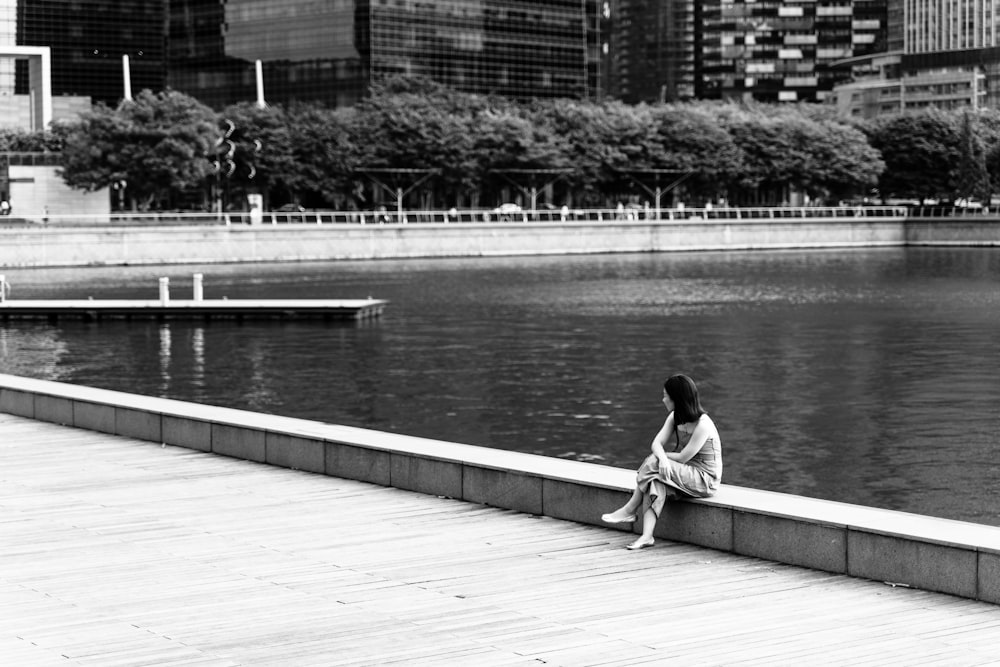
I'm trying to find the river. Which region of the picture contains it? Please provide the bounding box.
[2,247,999,525]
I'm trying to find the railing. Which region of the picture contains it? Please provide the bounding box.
[4,205,997,227]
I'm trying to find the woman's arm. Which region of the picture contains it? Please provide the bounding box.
[650,412,675,460]
[663,418,711,465]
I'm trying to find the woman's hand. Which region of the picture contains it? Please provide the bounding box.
[658,455,671,478]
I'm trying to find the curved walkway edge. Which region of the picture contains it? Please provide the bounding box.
[1,372,998,605]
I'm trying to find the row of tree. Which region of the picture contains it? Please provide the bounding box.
[1,78,997,211]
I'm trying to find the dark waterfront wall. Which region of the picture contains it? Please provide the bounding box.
[2,214,997,268]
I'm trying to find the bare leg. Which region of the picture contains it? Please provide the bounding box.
[601,488,642,523]
[626,507,658,549]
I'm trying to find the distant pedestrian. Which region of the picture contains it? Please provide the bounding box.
[602,374,723,549]
[0,200,10,216]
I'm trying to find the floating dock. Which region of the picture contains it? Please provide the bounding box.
[0,298,388,321]
[0,273,387,321]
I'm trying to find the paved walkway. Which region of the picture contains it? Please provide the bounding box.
[3,413,1000,666]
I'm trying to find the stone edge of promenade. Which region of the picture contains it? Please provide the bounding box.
[2,372,999,605]
[1,214,999,268]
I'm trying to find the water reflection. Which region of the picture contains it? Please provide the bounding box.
[0,248,998,526]
[0,325,70,380]
[159,323,171,395]
[192,326,205,394]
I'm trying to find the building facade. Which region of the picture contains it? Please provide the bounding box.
[903,0,996,53]
[605,0,696,103]
[698,0,889,102]
[2,0,165,107]
[829,54,987,117]
[168,0,604,109]
[831,0,1000,118]
[1,0,603,119]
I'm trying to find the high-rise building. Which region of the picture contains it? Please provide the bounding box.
[168,0,604,109]
[605,0,696,103]
[831,0,1000,117]
[698,0,888,103]
[1,0,603,122]
[903,0,996,53]
[3,0,165,106]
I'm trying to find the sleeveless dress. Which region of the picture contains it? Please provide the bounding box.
[635,415,722,517]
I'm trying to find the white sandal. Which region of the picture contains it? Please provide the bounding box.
[625,538,655,550]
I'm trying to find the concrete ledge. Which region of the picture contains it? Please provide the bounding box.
[116,406,161,441]
[3,372,1000,605]
[734,511,845,573]
[848,530,978,599]
[162,416,212,452]
[73,400,115,433]
[266,432,325,474]
[0,387,34,417]
[326,442,390,485]
[543,479,631,528]
[213,423,265,462]
[662,501,734,553]
[391,453,463,498]
[35,394,73,425]
[979,553,1000,605]
[2,215,996,268]
[464,466,543,515]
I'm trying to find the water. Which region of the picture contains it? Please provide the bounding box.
[2,248,999,525]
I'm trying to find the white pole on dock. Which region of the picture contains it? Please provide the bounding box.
[159,277,170,305]
[0,274,6,303]
[192,273,203,301]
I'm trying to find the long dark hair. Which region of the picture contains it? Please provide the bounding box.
[665,374,705,425]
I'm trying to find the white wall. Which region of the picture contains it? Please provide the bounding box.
[9,165,109,218]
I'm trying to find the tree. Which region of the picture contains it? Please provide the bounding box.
[530,99,655,205]
[0,127,64,152]
[715,106,809,203]
[797,119,884,203]
[866,109,961,202]
[284,103,362,208]
[215,102,292,208]
[954,110,990,203]
[710,103,882,204]
[60,89,218,210]
[471,104,566,207]
[648,103,744,203]
[355,84,487,208]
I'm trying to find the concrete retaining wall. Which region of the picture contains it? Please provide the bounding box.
[2,372,999,603]
[0,215,961,268]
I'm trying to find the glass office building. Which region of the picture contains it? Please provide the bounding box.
[3,0,165,106]
[167,0,364,109]
[605,0,696,103]
[169,0,603,109]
